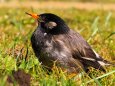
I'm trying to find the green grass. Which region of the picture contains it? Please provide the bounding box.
[0,7,115,86]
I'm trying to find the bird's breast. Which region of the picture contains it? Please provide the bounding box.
[31,30,81,71]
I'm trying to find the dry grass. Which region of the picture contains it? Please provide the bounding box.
[1,1,115,11]
[0,2,115,86]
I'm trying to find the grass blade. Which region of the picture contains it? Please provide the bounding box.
[85,70,115,84]
[87,17,99,42]
[106,32,115,39]
[91,75,102,86]
[104,12,112,27]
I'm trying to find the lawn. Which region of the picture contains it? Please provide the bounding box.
[0,7,115,86]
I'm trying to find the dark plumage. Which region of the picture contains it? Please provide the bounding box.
[27,12,111,73]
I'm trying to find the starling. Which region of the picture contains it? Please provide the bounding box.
[26,12,111,73]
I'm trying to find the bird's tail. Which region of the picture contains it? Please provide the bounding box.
[97,57,115,72]
[97,59,112,66]
[93,50,114,66]
[97,57,115,67]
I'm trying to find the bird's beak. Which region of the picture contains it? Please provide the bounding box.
[26,12,39,19]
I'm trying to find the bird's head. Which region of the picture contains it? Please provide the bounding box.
[26,12,70,34]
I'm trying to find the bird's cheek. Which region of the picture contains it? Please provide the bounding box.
[45,21,57,30]
[48,26,54,30]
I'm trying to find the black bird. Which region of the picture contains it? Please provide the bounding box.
[26,12,111,73]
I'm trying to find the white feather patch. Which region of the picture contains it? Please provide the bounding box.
[93,50,100,58]
[93,50,110,66]
[44,33,47,36]
[98,61,110,66]
[81,57,95,61]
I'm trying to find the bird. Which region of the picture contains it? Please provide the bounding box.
[26,12,111,74]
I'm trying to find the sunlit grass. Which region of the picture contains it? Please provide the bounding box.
[0,7,115,86]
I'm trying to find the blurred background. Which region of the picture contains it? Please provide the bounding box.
[0,0,115,10]
[0,0,115,86]
[0,0,115,3]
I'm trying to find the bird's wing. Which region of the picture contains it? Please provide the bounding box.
[62,29,110,72]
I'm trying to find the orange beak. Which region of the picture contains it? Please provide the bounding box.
[26,12,39,19]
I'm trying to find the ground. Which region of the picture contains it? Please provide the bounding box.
[0,1,115,86]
